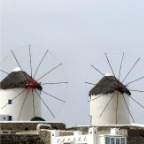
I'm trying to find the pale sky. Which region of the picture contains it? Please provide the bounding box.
[1,0,144,127]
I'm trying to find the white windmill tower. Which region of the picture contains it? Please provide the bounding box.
[0,67,42,121]
[86,53,144,125]
[0,45,68,121]
[89,73,130,125]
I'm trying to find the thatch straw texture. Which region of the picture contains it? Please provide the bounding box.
[89,76,131,96]
[0,71,42,90]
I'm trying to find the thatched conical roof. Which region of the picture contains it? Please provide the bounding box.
[89,76,131,96]
[0,71,42,90]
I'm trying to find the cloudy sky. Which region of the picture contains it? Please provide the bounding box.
[1,0,144,127]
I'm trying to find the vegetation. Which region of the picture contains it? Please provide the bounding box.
[31,116,45,121]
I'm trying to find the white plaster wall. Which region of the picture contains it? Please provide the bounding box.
[90,92,130,125]
[0,88,41,121]
[98,136,105,144]
[0,115,9,121]
[51,127,98,144]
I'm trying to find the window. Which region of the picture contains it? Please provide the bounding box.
[8,116,12,121]
[111,138,115,144]
[121,138,125,144]
[8,99,12,104]
[105,137,126,144]
[105,137,110,144]
[116,138,120,144]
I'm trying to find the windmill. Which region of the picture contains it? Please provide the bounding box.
[0,45,68,121]
[86,53,144,125]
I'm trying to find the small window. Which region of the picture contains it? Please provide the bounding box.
[111,138,115,144]
[8,99,12,104]
[116,138,120,144]
[121,138,125,144]
[8,116,12,121]
[105,137,110,144]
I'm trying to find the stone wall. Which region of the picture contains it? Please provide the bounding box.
[0,122,66,144]
[0,121,66,131]
[127,129,144,144]
[0,135,40,144]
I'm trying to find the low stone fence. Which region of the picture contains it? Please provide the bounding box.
[0,135,40,144]
[0,121,66,144]
[0,121,66,131]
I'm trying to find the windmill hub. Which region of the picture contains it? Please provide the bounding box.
[25,79,41,90]
[115,84,126,93]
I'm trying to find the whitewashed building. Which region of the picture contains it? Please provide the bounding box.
[51,127,127,144]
